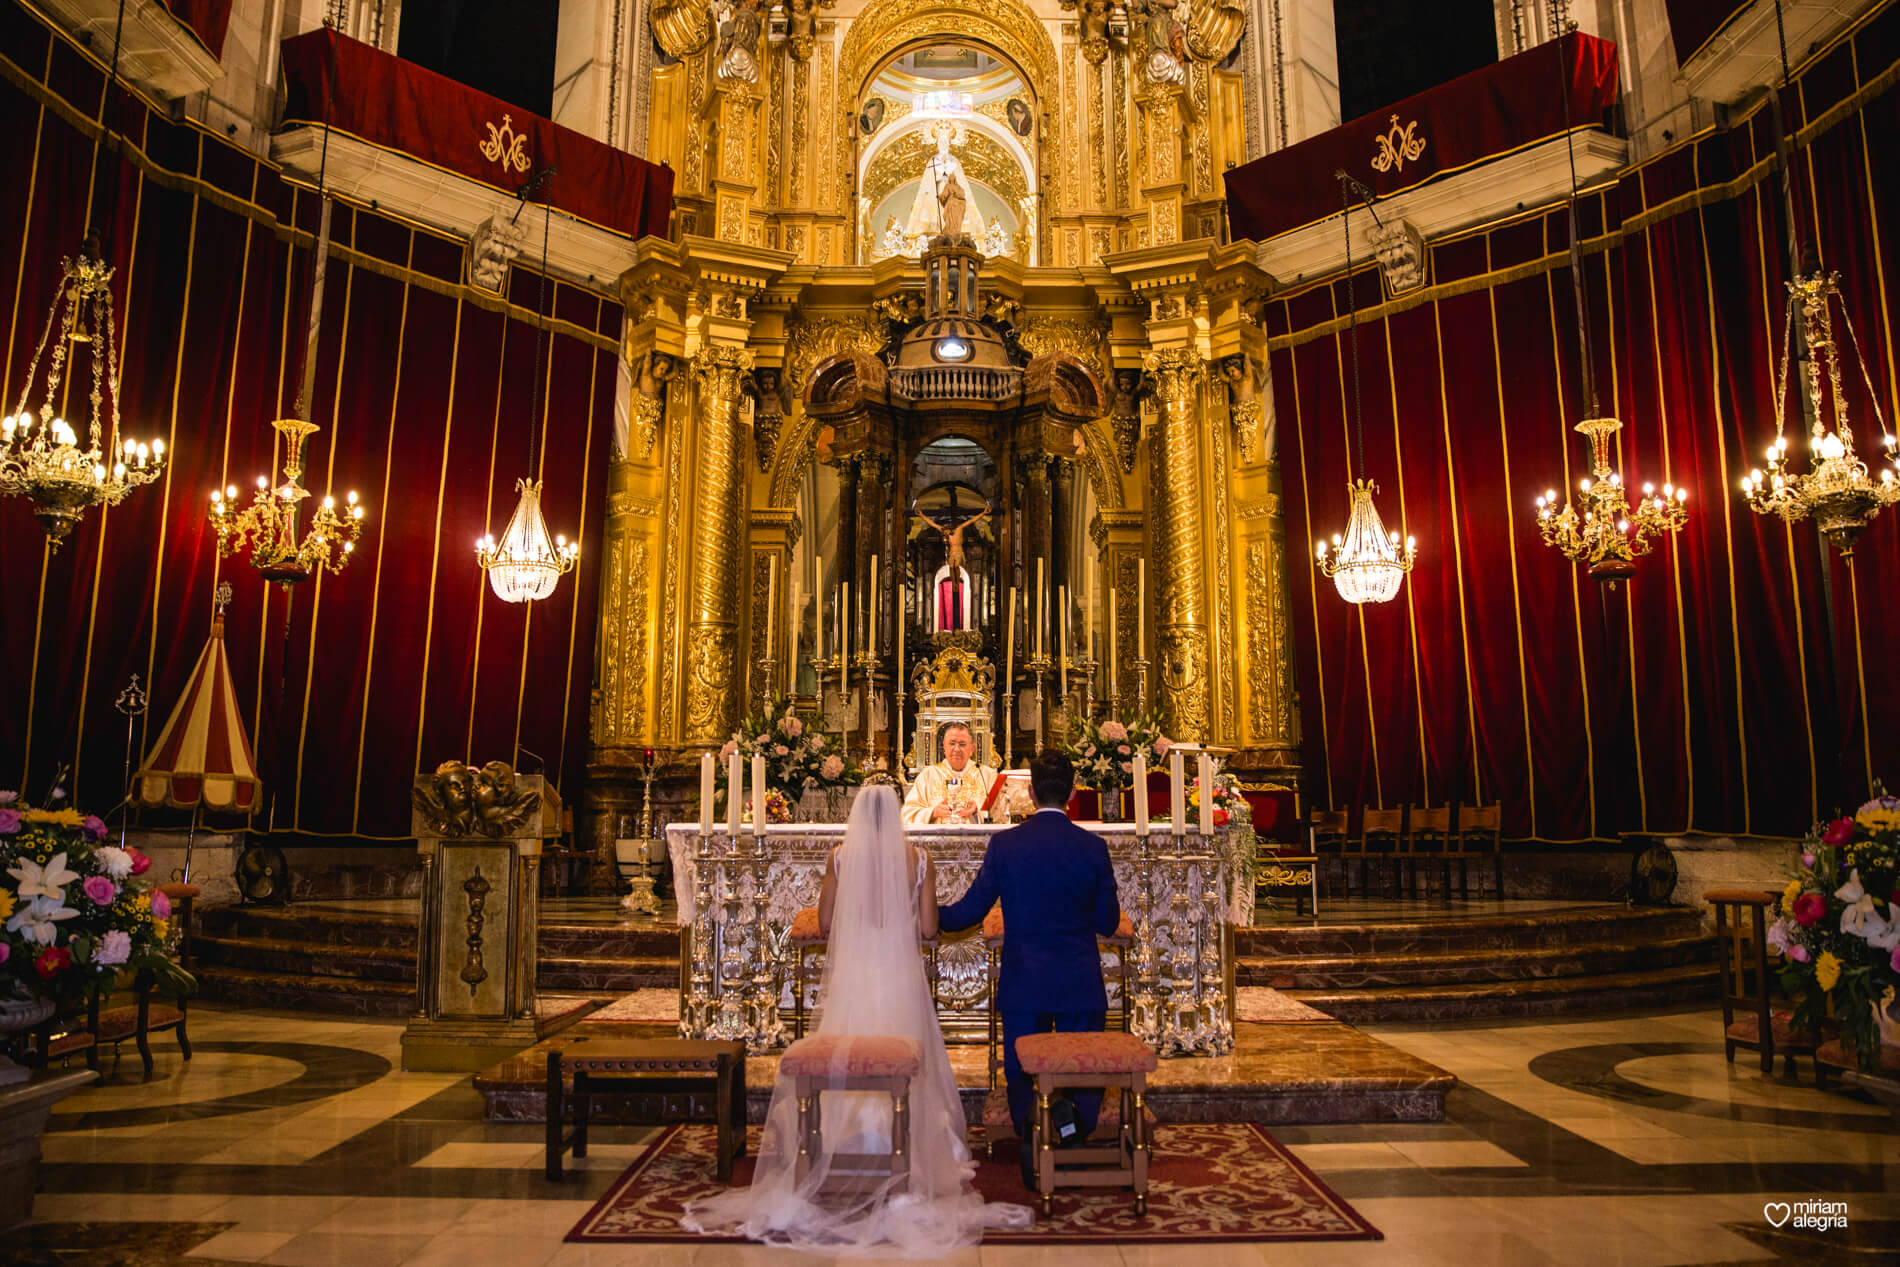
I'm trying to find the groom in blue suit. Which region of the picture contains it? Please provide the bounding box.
[938,749,1123,1165]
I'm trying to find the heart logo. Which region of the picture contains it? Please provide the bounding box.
[1763,1202,1792,1227]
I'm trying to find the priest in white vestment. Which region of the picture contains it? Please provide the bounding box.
[901,722,1000,824]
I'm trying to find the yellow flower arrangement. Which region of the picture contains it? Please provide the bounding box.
[1858,806,1900,834]
[19,807,84,827]
[1815,951,1842,992]
[1781,878,1803,915]
[0,888,13,920]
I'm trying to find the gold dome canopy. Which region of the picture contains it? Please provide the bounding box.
[891,235,1021,403]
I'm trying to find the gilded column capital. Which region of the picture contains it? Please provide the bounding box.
[1142,348,1205,409]
[693,344,755,398]
[1020,454,1052,490]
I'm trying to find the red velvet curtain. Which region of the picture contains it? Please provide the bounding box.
[157,0,234,56]
[0,8,618,840]
[1267,11,1900,841]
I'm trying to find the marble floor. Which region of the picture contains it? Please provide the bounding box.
[22,1002,1900,1266]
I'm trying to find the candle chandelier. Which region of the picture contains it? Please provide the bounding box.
[1314,174,1416,604]
[209,417,364,586]
[0,238,167,544]
[1531,0,1686,585]
[1741,273,1899,555]
[476,169,579,603]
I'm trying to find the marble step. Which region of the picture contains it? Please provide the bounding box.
[1286,962,1720,1023]
[537,923,680,959]
[190,932,418,983]
[1236,906,1705,957]
[195,905,418,950]
[192,964,417,1017]
[1237,934,1715,989]
[535,955,678,993]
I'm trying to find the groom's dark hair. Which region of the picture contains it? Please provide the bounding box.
[1029,750,1074,808]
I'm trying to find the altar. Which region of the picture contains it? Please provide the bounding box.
[666,822,1239,1055]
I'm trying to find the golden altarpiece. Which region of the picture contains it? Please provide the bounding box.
[585,0,1298,846]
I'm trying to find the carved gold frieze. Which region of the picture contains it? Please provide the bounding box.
[838,0,1058,106]
[785,313,886,395]
[597,534,650,744]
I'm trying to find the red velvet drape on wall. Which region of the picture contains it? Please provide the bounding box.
[0,7,619,839]
[1267,7,1900,841]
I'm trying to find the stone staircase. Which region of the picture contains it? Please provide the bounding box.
[1237,904,1719,1022]
[191,904,679,1016]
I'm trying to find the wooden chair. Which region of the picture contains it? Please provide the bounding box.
[1452,803,1503,898]
[1709,889,1821,1078]
[1357,807,1406,899]
[1407,807,1453,899]
[1310,810,1349,898]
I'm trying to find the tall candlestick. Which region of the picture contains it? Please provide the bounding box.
[752,753,767,832]
[765,554,778,662]
[1197,753,1214,835]
[1133,753,1149,837]
[897,587,906,698]
[727,751,742,837]
[700,753,715,833]
[788,579,800,687]
[1169,749,1186,837]
[814,570,824,666]
[1086,567,1095,661]
[1137,557,1147,659]
[1058,583,1069,695]
[841,580,851,691]
[1108,600,1118,694]
[1005,583,1016,694]
[868,554,880,656]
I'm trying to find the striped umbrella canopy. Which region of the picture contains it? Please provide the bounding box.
[134,601,261,814]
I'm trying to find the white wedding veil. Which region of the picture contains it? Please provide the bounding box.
[683,786,1026,1255]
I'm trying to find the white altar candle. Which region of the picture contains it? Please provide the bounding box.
[897,583,906,706]
[868,554,880,656]
[1197,752,1214,835]
[1005,583,1016,693]
[1137,557,1147,659]
[1133,753,1149,837]
[1036,557,1045,660]
[727,751,742,837]
[752,753,767,833]
[1170,749,1186,837]
[813,565,824,667]
[699,752,715,833]
[766,554,778,666]
[788,579,800,687]
[1085,566,1095,661]
[841,580,851,691]
[1059,583,1068,695]
[1107,600,1118,694]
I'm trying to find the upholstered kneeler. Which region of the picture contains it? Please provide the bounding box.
[1015,1030,1157,1217]
[788,907,942,1040]
[982,909,1135,1089]
[780,1035,924,1194]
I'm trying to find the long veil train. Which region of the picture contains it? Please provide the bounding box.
[682,786,1031,1256]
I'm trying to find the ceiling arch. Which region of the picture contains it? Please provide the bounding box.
[839,0,1059,107]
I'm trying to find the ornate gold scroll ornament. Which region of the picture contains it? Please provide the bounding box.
[1370,115,1426,173]
[478,116,533,174]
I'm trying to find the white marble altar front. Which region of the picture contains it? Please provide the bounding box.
[666,822,1239,1055]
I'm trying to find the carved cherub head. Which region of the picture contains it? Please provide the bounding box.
[436,761,473,810]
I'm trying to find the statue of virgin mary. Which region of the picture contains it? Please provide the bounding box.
[903,122,968,242]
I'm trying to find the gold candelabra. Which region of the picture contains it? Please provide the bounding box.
[1,239,167,544]
[1535,416,1688,586]
[1742,271,1899,555]
[209,418,365,587]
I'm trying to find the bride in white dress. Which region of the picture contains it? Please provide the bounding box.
[682,787,1031,1256]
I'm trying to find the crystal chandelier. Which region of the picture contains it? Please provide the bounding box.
[477,479,578,602]
[1313,175,1417,604]
[475,175,578,603]
[209,417,364,587]
[1317,480,1417,603]
[1741,271,1898,555]
[0,239,167,544]
[1536,416,1688,584]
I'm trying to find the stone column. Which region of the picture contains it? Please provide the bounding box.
[684,345,753,744]
[858,450,893,654]
[1144,348,1210,740]
[1021,454,1052,581]
[1050,456,1075,595]
[404,770,559,1072]
[835,455,860,590]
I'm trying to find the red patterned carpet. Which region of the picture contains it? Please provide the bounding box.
[566,1122,1382,1245]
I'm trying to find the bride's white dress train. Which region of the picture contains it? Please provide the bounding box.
[682,787,1032,1256]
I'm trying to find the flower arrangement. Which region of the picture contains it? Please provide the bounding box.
[1187,775,1237,827]
[2,791,193,1013]
[717,699,861,799]
[1771,789,1900,1070]
[1065,709,1172,795]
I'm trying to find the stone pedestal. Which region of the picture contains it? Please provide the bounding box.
[402,774,559,1072]
[1,1069,96,1230]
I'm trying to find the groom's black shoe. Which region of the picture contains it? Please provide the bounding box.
[1050,1095,1088,1149]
